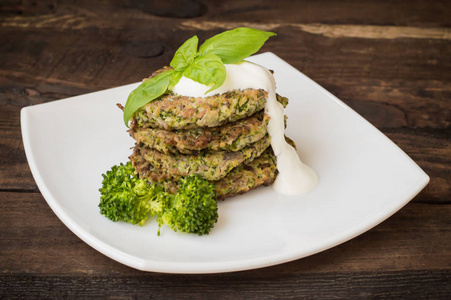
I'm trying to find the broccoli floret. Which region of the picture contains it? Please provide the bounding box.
[99,162,167,226]
[99,163,219,236]
[158,175,218,236]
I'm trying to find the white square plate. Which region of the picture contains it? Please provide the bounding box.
[21,52,429,273]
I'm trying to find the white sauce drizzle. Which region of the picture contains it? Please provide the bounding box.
[172,61,318,195]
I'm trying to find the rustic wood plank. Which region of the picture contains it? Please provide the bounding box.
[1,0,450,28]
[203,0,451,27]
[1,28,449,118]
[2,25,449,108]
[385,128,450,203]
[0,111,37,192]
[181,21,451,40]
[1,192,449,275]
[1,270,450,299]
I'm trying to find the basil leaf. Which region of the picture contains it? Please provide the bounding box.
[183,53,226,94]
[170,35,198,70]
[198,27,276,64]
[168,70,183,89]
[123,70,178,126]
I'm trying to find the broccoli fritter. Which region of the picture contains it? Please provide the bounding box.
[132,89,288,130]
[122,66,293,203]
[131,111,269,155]
[130,134,271,182]
[213,136,296,199]
[129,93,289,155]
[131,148,278,200]
[214,149,277,200]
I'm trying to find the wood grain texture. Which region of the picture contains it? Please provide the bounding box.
[1,270,450,299]
[181,21,451,40]
[0,0,450,298]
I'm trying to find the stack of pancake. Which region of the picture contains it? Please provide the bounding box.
[129,68,289,200]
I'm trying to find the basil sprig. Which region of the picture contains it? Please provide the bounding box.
[123,27,276,126]
[123,70,182,126]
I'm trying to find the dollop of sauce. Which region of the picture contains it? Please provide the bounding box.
[172,61,318,195]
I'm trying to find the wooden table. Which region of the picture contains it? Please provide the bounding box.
[1,1,450,298]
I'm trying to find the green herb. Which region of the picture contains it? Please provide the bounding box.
[123,69,180,126]
[170,35,198,70]
[183,53,226,93]
[198,27,276,64]
[123,27,276,126]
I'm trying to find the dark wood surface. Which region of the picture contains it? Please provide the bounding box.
[1,0,450,298]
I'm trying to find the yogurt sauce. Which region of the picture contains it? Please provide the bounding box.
[172,61,318,195]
